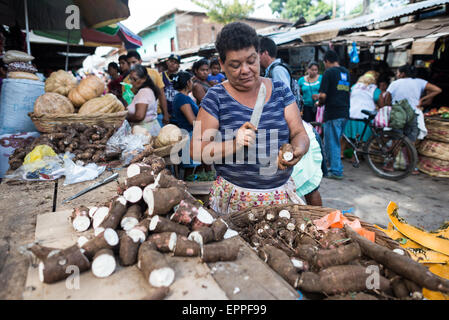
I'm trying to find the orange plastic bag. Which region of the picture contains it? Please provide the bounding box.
[313,211,375,242]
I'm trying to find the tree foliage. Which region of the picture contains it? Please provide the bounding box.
[269,0,333,22]
[192,0,255,24]
[349,0,408,15]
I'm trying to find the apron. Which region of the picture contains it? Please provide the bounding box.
[209,175,305,216]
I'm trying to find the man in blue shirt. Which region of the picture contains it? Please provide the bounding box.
[317,50,350,180]
[259,37,291,87]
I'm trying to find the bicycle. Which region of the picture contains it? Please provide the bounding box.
[311,109,418,181]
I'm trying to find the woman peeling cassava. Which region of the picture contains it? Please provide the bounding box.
[190,22,310,215]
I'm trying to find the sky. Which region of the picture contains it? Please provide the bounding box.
[121,0,275,34]
[94,0,361,56]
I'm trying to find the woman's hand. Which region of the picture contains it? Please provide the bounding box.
[236,122,257,149]
[278,145,307,170]
[162,112,170,125]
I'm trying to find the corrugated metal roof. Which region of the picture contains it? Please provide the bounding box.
[270,0,449,45]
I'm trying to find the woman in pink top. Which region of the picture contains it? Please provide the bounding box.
[126,65,161,136]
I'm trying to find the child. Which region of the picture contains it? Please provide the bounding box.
[207,58,225,86]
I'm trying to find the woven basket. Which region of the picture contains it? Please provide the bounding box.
[228,204,404,252]
[418,139,449,161]
[28,111,128,133]
[152,134,189,158]
[418,155,449,178]
[425,118,449,143]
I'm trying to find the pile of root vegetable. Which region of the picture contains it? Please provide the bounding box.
[230,205,449,300]
[8,122,121,170]
[26,155,239,297]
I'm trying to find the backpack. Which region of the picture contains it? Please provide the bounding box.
[267,61,304,111]
[389,99,416,130]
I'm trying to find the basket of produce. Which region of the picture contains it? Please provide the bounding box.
[29,71,128,133]
[29,110,128,133]
[425,117,449,143]
[418,139,449,161]
[418,156,449,178]
[227,203,449,300]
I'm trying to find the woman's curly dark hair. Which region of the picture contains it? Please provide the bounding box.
[215,22,259,63]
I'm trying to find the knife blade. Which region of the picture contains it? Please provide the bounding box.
[244,82,267,161]
[250,82,267,129]
[61,172,119,204]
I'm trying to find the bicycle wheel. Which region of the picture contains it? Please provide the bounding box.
[363,131,418,181]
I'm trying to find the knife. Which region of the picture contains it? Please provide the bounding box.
[244,82,267,160]
[250,82,267,129]
[61,172,119,204]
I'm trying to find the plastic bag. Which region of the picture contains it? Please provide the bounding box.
[121,82,134,105]
[106,120,150,166]
[4,154,65,181]
[63,155,106,185]
[23,145,57,164]
[349,41,360,64]
[313,210,375,242]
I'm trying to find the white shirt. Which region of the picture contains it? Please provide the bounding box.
[387,78,428,110]
[127,88,158,122]
[350,83,377,119]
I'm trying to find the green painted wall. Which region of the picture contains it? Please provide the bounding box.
[138,15,178,58]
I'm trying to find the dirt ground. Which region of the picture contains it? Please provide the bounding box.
[319,160,449,231]
[0,180,54,300]
[0,162,448,300]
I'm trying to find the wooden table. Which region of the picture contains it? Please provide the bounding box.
[2,169,299,300]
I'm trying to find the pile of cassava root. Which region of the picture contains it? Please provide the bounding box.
[8,122,120,169]
[26,155,240,298]
[230,205,449,300]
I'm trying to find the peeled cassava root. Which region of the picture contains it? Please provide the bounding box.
[29,244,60,261]
[121,204,143,231]
[81,228,119,260]
[188,227,215,247]
[149,215,190,237]
[119,232,141,266]
[170,200,201,225]
[143,186,185,216]
[91,249,116,278]
[138,241,175,288]
[38,244,90,284]
[280,143,294,161]
[173,236,201,257]
[127,163,153,178]
[99,197,127,230]
[123,186,143,204]
[119,219,150,266]
[344,225,449,294]
[147,232,177,253]
[71,206,91,232]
